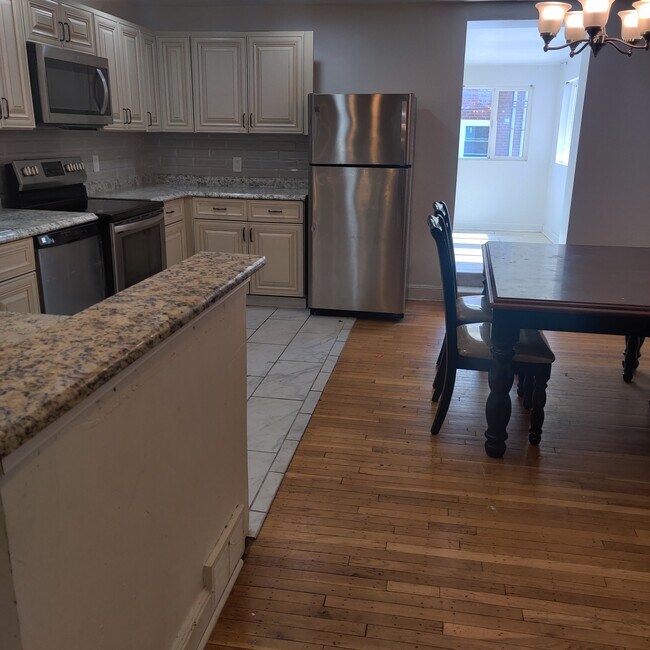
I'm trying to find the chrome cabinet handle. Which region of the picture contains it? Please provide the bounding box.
[64,21,71,42]
[147,111,152,127]
[122,108,128,123]
[242,227,246,242]
[249,112,253,129]
[1,98,9,119]
[127,108,132,124]
[212,207,227,211]
[267,209,283,214]
[58,21,65,41]
[242,113,246,129]
[249,227,253,242]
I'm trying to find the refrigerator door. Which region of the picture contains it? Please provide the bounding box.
[309,93,415,166]
[309,165,410,315]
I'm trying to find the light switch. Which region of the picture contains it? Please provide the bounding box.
[233,157,242,173]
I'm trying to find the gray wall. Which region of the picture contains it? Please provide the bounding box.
[566,25,650,247]
[126,0,537,298]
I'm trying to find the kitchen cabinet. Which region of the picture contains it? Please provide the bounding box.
[0,0,34,129]
[141,31,161,131]
[192,32,312,135]
[95,13,145,131]
[23,0,95,53]
[158,35,194,132]
[0,238,40,313]
[192,198,304,297]
[163,198,188,268]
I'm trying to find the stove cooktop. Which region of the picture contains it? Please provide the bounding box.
[86,198,164,223]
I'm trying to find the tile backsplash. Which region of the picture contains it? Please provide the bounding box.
[0,129,308,204]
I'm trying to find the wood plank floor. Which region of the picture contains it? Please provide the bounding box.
[209,301,650,650]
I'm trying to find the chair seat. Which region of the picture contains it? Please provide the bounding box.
[458,322,555,365]
[456,294,492,325]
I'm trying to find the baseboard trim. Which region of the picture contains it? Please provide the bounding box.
[246,295,307,309]
[407,284,443,301]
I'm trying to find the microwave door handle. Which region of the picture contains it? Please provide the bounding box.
[113,213,164,235]
[95,69,109,115]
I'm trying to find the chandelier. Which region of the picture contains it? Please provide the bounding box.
[536,0,650,57]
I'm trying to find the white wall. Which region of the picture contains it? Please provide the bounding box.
[454,63,562,233]
[542,54,589,244]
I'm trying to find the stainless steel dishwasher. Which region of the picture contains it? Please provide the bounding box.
[34,222,107,315]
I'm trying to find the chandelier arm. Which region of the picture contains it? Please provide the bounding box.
[543,39,586,52]
[571,41,591,56]
[605,37,650,51]
[605,39,633,56]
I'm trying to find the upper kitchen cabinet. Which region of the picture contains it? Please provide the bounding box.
[95,12,145,131]
[22,0,95,53]
[141,31,161,131]
[191,31,313,135]
[0,0,35,129]
[158,35,194,132]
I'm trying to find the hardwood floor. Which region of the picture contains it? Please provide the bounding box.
[208,301,650,649]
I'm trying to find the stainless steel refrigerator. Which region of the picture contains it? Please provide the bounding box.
[308,93,416,318]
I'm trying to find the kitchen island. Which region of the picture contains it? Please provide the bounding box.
[0,252,264,650]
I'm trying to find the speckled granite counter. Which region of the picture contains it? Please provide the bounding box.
[0,251,264,461]
[102,183,308,202]
[0,312,69,346]
[0,209,98,245]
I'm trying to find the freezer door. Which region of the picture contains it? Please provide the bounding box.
[309,94,415,166]
[309,166,409,315]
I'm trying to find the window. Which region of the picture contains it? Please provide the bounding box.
[555,78,579,166]
[459,86,532,161]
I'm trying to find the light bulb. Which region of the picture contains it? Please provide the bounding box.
[579,0,615,29]
[619,9,641,41]
[565,11,586,41]
[536,2,572,36]
[633,0,650,35]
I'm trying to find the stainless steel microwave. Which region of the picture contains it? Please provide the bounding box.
[27,42,113,128]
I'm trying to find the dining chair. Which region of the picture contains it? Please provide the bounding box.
[431,201,492,402]
[428,214,555,445]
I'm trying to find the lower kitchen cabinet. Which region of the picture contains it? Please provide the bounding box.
[194,219,246,255]
[249,223,303,297]
[0,271,40,313]
[164,219,187,268]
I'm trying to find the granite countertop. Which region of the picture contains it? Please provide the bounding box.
[0,252,264,463]
[0,312,69,346]
[103,183,308,203]
[0,209,98,245]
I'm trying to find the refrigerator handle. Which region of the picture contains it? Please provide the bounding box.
[401,100,408,162]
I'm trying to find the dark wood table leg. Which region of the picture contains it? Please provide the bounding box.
[485,317,519,458]
[622,336,645,383]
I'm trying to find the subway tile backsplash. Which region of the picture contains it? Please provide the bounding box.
[0,130,308,204]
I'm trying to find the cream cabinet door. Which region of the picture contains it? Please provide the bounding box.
[22,0,61,45]
[194,219,246,255]
[0,0,35,129]
[192,37,247,133]
[0,272,40,313]
[249,223,303,296]
[141,31,161,131]
[94,14,124,129]
[247,35,303,133]
[118,22,145,130]
[59,2,94,53]
[158,36,194,132]
[165,220,187,268]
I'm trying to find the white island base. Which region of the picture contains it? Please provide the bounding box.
[0,285,249,650]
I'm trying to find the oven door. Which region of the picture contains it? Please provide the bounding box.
[110,211,167,293]
[28,42,112,128]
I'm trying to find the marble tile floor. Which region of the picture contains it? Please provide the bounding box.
[245,306,354,537]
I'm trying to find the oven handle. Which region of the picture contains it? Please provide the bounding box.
[95,68,109,115]
[113,211,164,235]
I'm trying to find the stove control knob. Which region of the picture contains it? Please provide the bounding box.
[31,166,39,176]
[79,162,85,170]
[64,163,73,172]
[21,166,31,176]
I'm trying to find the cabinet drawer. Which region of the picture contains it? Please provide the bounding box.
[0,272,40,314]
[163,198,185,225]
[248,200,303,223]
[192,198,246,221]
[0,238,36,283]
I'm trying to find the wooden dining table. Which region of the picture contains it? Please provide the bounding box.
[482,241,650,458]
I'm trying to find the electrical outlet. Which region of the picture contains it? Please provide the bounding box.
[233,157,242,173]
[92,155,100,172]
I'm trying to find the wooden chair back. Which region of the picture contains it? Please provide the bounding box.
[427,213,459,361]
[432,201,458,297]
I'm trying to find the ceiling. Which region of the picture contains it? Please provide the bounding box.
[99,0,525,4]
[465,20,570,66]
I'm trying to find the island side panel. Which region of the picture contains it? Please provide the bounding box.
[0,285,247,650]
[0,500,21,650]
